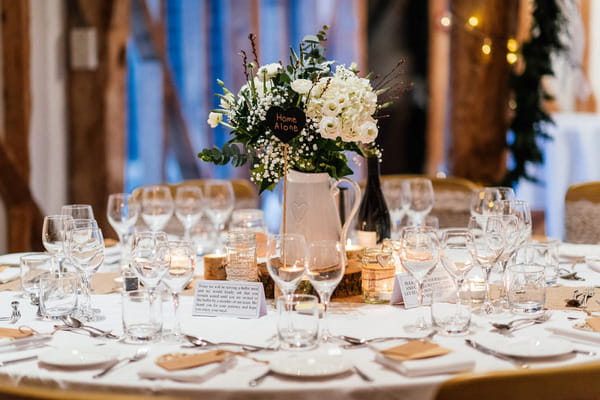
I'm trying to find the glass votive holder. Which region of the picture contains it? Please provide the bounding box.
[361,248,396,304]
[39,272,80,319]
[431,286,471,335]
[507,264,546,314]
[20,253,53,303]
[225,231,257,281]
[514,241,560,286]
[277,294,319,350]
[122,290,162,343]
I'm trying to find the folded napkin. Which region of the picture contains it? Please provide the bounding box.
[0,268,20,284]
[139,357,237,383]
[156,350,231,371]
[0,328,33,339]
[375,352,475,377]
[545,325,600,345]
[381,340,451,361]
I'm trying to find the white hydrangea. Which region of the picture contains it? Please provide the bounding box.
[305,65,379,143]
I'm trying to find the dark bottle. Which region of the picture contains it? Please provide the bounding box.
[356,157,391,246]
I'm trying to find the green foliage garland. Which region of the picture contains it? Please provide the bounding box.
[503,0,565,187]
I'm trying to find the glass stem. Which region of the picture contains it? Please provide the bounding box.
[483,265,494,313]
[416,280,426,329]
[81,272,92,317]
[320,291,332,340]
[172,292,181,336]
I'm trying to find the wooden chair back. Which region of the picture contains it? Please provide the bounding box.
[435,360,600,400]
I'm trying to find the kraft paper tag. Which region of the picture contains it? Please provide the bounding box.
[381,341,451,361]
[585,318,600,332]
[390,268,456,308]
[91,273,121,294]
[193,280,267,319]
[0,327,34,339]
[156,350,231,371]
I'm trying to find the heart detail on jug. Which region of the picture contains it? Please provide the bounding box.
[290,201,308,223]
[266,106,306,143]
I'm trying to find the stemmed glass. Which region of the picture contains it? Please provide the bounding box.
[399,226,440,333]
[175,186,204,241]
[107,193,140,266]
[467,215,506,314]
[306,240,344,341]
[266,234,307,298]
[440,229,475,332]
[494,199,532,245]
[130,231,170,294]
[406,178,434,226]
[162,240,196,342]
[65,225,105,321]
[382,179,407,238]
[61,204,95,220]
[204,180,235,253]
[141,186,174,232]
[42,215,73,272]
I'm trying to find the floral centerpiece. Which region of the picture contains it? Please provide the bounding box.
[199,26,391,192]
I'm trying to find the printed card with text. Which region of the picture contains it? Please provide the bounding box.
[391,267,456,309]
[192,280,267,319]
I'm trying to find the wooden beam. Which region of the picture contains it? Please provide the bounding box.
[67,0,129,233]
[448,0,519,184]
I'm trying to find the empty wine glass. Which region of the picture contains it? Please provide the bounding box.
[65,225,105,321]
[130,231,170,292]
[42,215,73,272]
[307,240,344,341]
[399,226,440,333]
[406,178,434,226]
[467,215,505,314]
[61,204,94,220]
[204,180,235,253]
[491,186,515,201]
[470,188,501,217]
[107,193,140,266]
[141,186,174,232]
[162,240,196,342]
[382,179,407,238]
[494,199,532,246]
[266,234,307,298]
[175,186,204,241]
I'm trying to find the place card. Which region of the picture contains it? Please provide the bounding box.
[156,350,231,371]
[390,267,456,309]
[192,280,267,319]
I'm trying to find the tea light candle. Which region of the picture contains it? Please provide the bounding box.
[203,254,226,280]
[361,248,396,304]
[467,278,486,303]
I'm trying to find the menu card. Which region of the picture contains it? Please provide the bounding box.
[391,267,456,308]
[192,280,267,319]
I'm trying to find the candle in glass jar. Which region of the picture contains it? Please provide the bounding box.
[361,248,396,304]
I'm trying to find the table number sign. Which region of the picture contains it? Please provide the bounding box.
[391,268,456,309]
[192,280,267,319]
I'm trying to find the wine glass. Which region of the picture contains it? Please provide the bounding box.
[162,240,196,342]
[175,186,204,241]
[204,180,235,253]
[470,188,501,217]
[406,178,434,226]
[130,231,170,292]
[467,215,505,314]
[266,234,307,298]
[491,186,515,201]
[306,240,344,341]
[107,193,140,266]
[42,215,73,272]
[61,204,94,220]
[382,179,406,238]
[65,225,105,321]
[141,186,174,232]
[440,229,475,332]
[494,199,532,246]
[399,226,440,333]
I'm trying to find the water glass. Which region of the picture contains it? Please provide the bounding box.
[39,272,79,319]
[506,264,546,314]
[20,254,53,302]
[361,247,396,304]
[514,241,559,286]
[431,284,471,335]
[122,290,162,343]
[225,231,257,281]
[277,294,319,350]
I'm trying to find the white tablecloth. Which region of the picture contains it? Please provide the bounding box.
[517,112,600,239]
[1,247,600,399]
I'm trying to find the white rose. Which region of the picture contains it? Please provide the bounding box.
[319,116,341,140]
[291,79,313,94]
[358,121,378,143]
[257,63,282,79]
[207,112,223,128]
[322,99,340,116]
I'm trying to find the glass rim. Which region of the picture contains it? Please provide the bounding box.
[276,294,318,303]
[20,253,53,262]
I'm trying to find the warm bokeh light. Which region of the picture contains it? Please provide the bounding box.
[506,52,518,64]
[468,16,479,27]
[481,38,492,55]
[440,15,452,28]
[507,38,518,52]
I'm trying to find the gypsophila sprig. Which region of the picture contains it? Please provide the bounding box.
[198,26,388,192]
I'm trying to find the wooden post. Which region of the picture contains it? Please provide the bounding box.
[66,0,130,233]
[449,0,519,184]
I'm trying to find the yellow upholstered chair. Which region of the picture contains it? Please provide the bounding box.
[381,175,481,228]
[565,181,600,244]
[0,383,181,400]
[434,360,600,400]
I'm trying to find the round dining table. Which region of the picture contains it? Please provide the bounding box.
[0,243,599,400]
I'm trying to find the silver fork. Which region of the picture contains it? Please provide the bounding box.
[9,301,20,324]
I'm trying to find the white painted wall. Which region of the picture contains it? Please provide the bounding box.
[590,0,600,105]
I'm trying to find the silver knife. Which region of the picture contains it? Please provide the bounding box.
[0,355,38,367]
[465,339,530,369]
[0,336,52,353]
